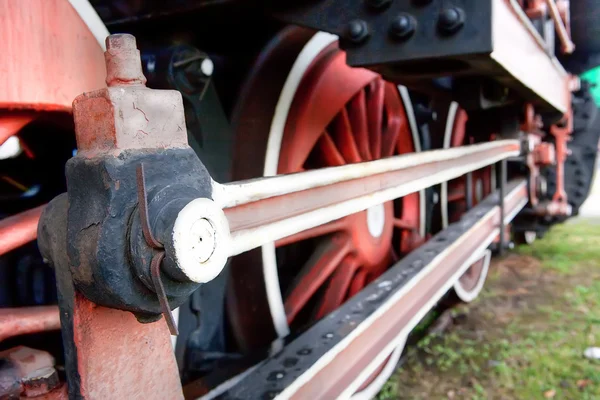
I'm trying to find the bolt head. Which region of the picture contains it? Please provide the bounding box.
[438,7,465,34]
[172,198,231,283]
[105,33,137,51]
[390,14,416,40]
[347,20,369,43]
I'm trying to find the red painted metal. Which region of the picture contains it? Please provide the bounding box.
[273,43,423,333]
[533,142,556,165]
[0,306,61,342]
[445,107,494,290]
[0,115,34,145]
[550,122,571,204]
[446,108,493,219]
[0,205,45,256]
[71,293,182,399]
[56,34,184,398]
[0,0,106,112]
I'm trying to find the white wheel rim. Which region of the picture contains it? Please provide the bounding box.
[261,31,423,397]
[453,249,491,302]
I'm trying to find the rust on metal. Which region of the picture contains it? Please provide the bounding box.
[136,164,163,249]
[136,163,178,334]
[72,293,183,399]
[57,33,185,398]
[21,367,61,397]
[150,252,179,335]
[72,33,188,156]
[0,305,61,342]
[0,205,45,256]
[0,346,57,398]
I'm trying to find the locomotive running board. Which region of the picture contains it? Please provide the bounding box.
[216,179,528,400]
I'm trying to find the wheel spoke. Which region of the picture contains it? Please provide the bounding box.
[315,256,361,319]
[284,234,353,323]
[381,117,400,158]
[332,108,362,163]
[393,218,417,231]
[367,79,384,160]
[348,269,368,298]
[317,131,346,167]
[390,248,400,263]
[347,90,372,161]
[276,217,349,247]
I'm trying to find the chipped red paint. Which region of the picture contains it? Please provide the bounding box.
[0,346,56,398]
[72,35,188,157]
[0,306,61,342]
[0,205,45,256]
[57,34,184,399]
[71,293,182,399]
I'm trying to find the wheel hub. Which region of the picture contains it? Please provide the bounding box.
[345,202,394,268]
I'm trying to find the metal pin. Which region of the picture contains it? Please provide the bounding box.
[136,163,178,335]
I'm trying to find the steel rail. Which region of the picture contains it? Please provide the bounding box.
[213,140,521,257]
[216,179,528,400]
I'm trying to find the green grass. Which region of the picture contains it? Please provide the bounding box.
[380,221,600,399]
[516,221,600,273]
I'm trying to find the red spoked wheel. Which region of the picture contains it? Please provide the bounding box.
[440,102,493,302]
[228,29,425,397]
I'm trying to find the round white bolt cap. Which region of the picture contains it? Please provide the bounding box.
[172,198,231,283]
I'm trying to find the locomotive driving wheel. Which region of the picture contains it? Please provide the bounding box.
[439,102,494,302]
[228,28,426,396]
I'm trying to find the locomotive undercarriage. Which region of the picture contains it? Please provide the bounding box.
[1,1,599,399]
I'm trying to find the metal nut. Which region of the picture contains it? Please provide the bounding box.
[390,14,416,40]
[438,7,465,35]
[346,20,370,44]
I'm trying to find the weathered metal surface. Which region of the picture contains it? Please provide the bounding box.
[0,306,60,342]
[39,195,185,399]
[39,34,213,314]
[0,346,57,398]
[71,293,182,399]
[218,180,528,400]
[271,0,569,113]
[0,205,45,256]
[0,0,106,111]
[73,35,188,157]
[36,33,198,399]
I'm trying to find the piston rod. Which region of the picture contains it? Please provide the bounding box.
[170,140,521,283]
